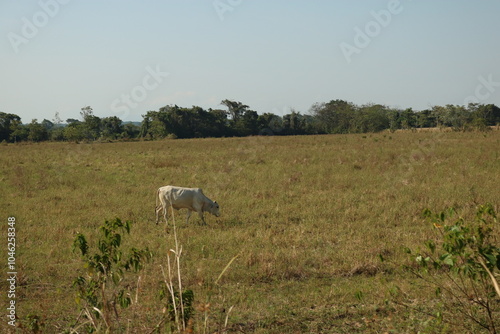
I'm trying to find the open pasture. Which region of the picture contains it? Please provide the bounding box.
[1,131,499,333]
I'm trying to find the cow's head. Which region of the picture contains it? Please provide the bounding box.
[210,201,220,217]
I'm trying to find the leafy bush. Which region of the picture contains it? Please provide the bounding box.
[403,204,499,333]
[71,218,152,333]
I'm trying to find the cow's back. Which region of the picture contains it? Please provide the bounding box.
[165,186,205,209]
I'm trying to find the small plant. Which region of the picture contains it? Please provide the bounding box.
[153,208,239,334]
[402,204,499,333]
[153,206,195,334]
[159,278,195,331]
[18,314,44,333]
[71,218,152,333]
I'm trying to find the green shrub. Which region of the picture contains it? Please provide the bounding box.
[71,218,152,333]
[403,204,499,333]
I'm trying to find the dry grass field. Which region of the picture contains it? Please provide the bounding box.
[1,131,499,333]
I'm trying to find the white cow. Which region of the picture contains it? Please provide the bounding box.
[155,185,220,225]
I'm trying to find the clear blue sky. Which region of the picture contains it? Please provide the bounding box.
[1,0,499,122]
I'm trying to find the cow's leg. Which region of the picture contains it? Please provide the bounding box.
[186,210,192,224]
[155,205,162,225]
[198,211,207,225]
[163,205,168,225]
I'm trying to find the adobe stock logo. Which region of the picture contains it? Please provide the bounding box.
[339,0,409,64]
[213,0,243,21]
[463,74,500,105]
[110,65,169,119]
[8,0,72,54]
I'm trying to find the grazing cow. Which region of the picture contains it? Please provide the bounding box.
[155,185,220,225]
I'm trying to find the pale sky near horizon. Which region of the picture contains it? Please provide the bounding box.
[1,0,499,122]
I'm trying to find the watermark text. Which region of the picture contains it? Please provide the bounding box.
[8,0,72,54]
[6,217,17,327]
[213,0,243,21]
[464,74,500,105]
[110,64,169,119]
[340,0,408,63]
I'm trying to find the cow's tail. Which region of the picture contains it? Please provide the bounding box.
[155,188,161,222]
[155,188,160,212]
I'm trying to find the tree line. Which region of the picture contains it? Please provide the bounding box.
[1,99,499,143]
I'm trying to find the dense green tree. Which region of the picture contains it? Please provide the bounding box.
[64,122,85,142]
[352,104,390,133]
[50,126,65,141]
[430,105,447,128]
[139,113,152,139]
[387,109,400,132]
[474,103,500,126]
[387,108,416,131]
[141,105,232,139]
[66,118,80,124]
[446,105,470,130]
[142,110,168,139]
[282,111,307,135]
[4,99,500,144]
[9,118,28,142]
[207,108,230,136]
[220,99,249,122]
[101,116,123,139]
[41,119,54,130]
[310,99,357,134]
[258,113,283,135]
[0,112,21,142]
[27,119,49,142]
[233,109,259,136]
[301,114,320,135]
[415,109,436,128]
[399,108,416,129]
[122,123,140,139]
[80,106,101,140]
[163,105,195,138]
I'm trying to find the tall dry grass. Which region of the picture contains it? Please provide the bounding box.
[0,131,499,332]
